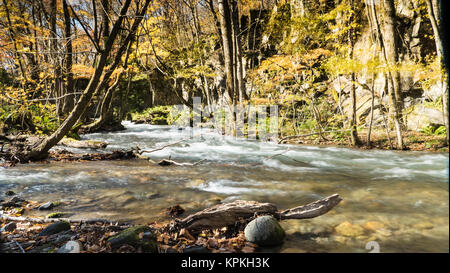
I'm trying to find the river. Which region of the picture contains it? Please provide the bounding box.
[1,121,448,252]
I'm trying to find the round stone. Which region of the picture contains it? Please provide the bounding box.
[244,216,285,246]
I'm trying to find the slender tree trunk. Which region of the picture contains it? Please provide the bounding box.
[230,0,246,103]
[382,0,404,149]
[62,0,75,113]
[26,0,151,160]
[348,0,360,146]
[425,0,448,145]
[218,0,235,104]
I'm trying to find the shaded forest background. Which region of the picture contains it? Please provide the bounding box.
[0,0,448,161]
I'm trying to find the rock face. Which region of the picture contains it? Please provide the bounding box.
[39,221,71,236]
[244,216,285,246]
[106,226,158,253]
[57,240,82,253]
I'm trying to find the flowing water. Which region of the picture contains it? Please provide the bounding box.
[1,121,448,252]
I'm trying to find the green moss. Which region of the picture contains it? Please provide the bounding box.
[107,226,158,253]
[46,212,66,219]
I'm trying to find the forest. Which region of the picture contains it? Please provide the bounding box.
[0,0,448,255]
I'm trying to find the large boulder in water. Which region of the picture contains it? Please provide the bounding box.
[107,226,158,253]
[244,216,285,246]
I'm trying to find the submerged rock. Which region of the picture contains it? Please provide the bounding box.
[183,245,210,253]
[39,221,71,236]
[5,191,15,196]
[107,226,158,253]
[244,216,285,246]
[335,221,365,237]
[363,221,385,232]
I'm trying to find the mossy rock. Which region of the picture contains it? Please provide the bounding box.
[46,212,67,219]
[244,216,285,246]
[39,221,71,236]
[107,226,158,253]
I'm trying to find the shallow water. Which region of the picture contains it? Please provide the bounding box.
[1,121,448,252]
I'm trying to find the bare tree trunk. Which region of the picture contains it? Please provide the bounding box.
[26,0,151,161]
[426,0,448,145]
[218,0,235,104]
[382,0,404,149]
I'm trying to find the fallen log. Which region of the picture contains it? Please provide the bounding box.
[59,137,108,149]
[176,194,342,232]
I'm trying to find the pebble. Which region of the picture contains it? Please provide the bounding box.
[413,222,434,230]
[57,240,82,253]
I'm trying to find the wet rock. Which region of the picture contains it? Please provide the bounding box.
[39,221,71,236]
[5,191,15,196]
[107,226,157,253]
[335,221,365,237]
[39,202,55,210]
[1,196,25,208]
[57,240,82,253]
[183,245,210,253]
[244,216,285,246]
[363,221,385,232]
[2,222,17,232]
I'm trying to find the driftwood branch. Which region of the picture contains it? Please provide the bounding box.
[279,194,342,220]
[177,194,342,232]
[158,159,206,166]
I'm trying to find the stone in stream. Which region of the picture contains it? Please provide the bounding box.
[39,221,71,236]
[39,202,55,210]
[5,191,15,196]
[0,196,25,208]
[335,221,365,237]
[244,216,285,246]
[2,222,17,232]
[107,226,158,253]
[57,240,82,253]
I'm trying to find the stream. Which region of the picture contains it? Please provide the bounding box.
[1,121,448,252]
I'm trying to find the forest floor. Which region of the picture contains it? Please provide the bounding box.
[283,129,448,153]
[0,197,256,253]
